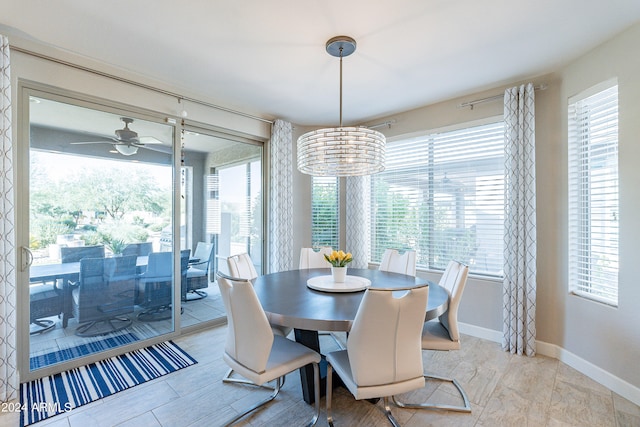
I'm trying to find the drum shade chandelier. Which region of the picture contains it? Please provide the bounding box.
[297,36,386,177]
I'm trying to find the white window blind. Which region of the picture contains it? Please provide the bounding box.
[568,81,619,306]
[205,173,221,234]
[371,121,504,277]
[312,176,339,249]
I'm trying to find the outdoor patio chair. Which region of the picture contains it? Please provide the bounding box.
[60,245,105,263]
[72,255,137,337]
[185,242,213,301]
[137,250,189,321]
[29,281,63,334]
[122,242,153,257]
[59,244,106,326]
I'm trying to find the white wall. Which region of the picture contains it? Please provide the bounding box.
[291,23,640,402]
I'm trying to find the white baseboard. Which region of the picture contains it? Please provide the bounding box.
[536,340,640,407]
[458,322,640,407]
[459,322,503,343]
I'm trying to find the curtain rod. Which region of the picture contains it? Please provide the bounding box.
[457,84,547,110]
[366,119,396,130]
[10,45,274,125]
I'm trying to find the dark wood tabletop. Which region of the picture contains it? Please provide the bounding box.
[253,268,449,332]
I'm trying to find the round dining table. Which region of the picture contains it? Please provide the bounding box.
[252,268,449,404]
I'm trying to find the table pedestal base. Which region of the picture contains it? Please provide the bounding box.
[294,328,343,404]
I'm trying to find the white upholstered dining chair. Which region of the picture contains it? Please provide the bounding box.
[216,272,320,426]
[299,247,333,269]
[223,253,293,386]
[225,253,289,337]
[379,249,417,276]
[226,253,258,280]
[393,260,471,412]
[326,284,429,426]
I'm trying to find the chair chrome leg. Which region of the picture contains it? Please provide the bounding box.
[305,362,320,427]
[392,373,471,413]
[326,362,335,427]
[382,396,401,427]
[222,368,276,390]
[221,375,282,426]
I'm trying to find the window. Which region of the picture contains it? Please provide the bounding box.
[218,160,263,272]
[568,80,619,306]
[312,176,339,249]
[370,121,505,277]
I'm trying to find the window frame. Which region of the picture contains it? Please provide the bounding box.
[567,79,619,307]
[369,117,505,278]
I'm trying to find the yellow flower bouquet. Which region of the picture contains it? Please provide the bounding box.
[324,250,353,267]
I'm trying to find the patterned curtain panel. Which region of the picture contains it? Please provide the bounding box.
[0,34,18,401]
[503,83,537,356]
[345,176,370,268]
[268,119,293,273]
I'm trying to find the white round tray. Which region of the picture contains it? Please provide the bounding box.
[307,275,371,293]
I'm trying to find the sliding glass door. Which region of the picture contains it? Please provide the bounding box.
[179,128,263,327]
[19,87,265,380]
[23,90,178,377]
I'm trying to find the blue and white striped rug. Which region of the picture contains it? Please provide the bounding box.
[29,332,140,370]
[20,341,197,426]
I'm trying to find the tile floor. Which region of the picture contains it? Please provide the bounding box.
[5,327,640,427]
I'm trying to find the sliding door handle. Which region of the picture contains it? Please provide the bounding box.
[21,246,33,272]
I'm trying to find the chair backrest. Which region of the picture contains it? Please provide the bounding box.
[75,257,108,322]
[217,273,274,373]
[104,254,137,280]
[378,249,417,276]
[347,285,428,387]
[61,245,105,263]
[227,253,258,280]
[144,252,173,281]
[299,247,333,269]
[104,255,137,310]
[122,242,153,257]
[78,256,106,287]
[191,242,214,272]
[437,260,469,342]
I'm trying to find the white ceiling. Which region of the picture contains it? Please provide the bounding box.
[2,0,640,126]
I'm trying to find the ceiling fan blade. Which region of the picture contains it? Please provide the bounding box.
[140,144,173,154]
[70,140,113,145]
[138,136,164,145]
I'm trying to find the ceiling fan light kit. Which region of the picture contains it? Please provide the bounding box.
[114,144,139,156]
[297,36,386,177]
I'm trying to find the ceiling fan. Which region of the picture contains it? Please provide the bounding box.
[70,117,168,156]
